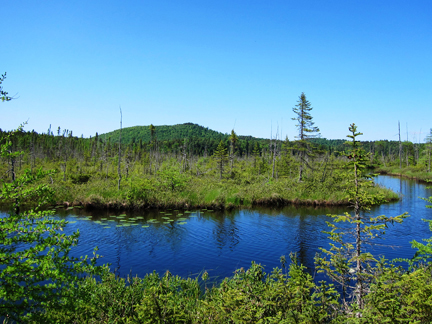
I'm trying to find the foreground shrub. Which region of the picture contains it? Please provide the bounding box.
[198,258,341,323]
[0,127,104,323]
[361,263,432,322]
[43,256,342,324]
[43,270,201,323]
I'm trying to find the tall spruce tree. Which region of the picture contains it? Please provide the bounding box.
[252,142,261,172]
[213,140,228,179]
[228,129,238,175]
[292,92,320,181]
[316,124,408,314]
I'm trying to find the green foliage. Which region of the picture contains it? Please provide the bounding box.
[103,123,228,144]
[408,193,432,265]
[43,256,342,323]
[360,261,432,322]
[4,119,422,171]
[42,270,201,323]
[135,271,201,323]
[0,72,12,102]
[204,189,221,203]
[229,129,238,147]
[96,122,272,157]
[2,125,430,322]
[157,161,190,192]
[213,140,229,179]
[375,165,432,182]
[126,178,155,202]
[292,92,320,141]
[0,127,398,211]
[291,92,321,181]
[0,126,105,322]
[149,124,155,141]
[39,251,432,323]
[201,257,340,323]
[410,219,432,265]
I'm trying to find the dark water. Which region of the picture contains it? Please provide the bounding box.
[3,175,431,281]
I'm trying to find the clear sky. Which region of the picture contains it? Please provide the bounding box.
[2,0,431,142]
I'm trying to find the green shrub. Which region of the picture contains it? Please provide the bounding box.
[362,262,432,322]
[198,257,340,323]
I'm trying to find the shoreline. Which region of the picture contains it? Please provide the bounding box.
[55,195,399,211]
[376,169,432,184]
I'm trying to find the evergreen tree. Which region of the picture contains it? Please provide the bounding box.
[252,142,260,171]
[213,140,228,179]
[228,129,238,175]
[316,123,408,314]
[278,136,293,178]
[292,92,320,181]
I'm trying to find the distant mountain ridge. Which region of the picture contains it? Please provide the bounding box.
[100,123,258,143]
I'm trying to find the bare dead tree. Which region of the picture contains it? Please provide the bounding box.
[117,107,122,190]
[398,121,402,169]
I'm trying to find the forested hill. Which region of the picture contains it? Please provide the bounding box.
[99,122,349,150]
[99,123,411,156]
[100,123,244,144]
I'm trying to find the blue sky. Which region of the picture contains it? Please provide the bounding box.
[2,0,431,142]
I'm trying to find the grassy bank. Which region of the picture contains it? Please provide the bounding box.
[48,173,399,211]
[1,143,402,211]
[375,165,432,183]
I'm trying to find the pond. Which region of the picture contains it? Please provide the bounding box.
[3,175,432,281]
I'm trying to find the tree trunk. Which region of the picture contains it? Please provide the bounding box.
[428,147,431,173]
[398,121,402,169]
[354,162,364,313]
[298,151,304,182]
[118,107,122,191]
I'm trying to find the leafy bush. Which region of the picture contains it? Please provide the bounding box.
[0,127,105,323]
[362,262,432,322]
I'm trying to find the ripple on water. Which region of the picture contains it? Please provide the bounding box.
[43,176,432,280]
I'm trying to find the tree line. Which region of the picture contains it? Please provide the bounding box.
[1,122,431,186]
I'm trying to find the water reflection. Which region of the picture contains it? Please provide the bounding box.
[213,214,240,252]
